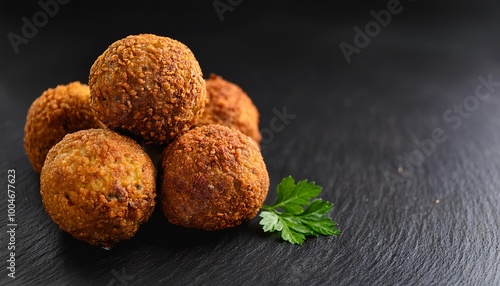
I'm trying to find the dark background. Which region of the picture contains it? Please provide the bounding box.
[1,0,500,285]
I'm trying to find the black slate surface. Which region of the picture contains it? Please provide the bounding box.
[1,1,500,285]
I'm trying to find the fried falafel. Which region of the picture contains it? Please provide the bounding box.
[89,34,206,144]
[160,124,269,231]
[24,81,102,173]
[40,129,156,248]
[196,74,261,144]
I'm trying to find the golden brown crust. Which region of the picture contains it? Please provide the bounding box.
[160,124,269,230]
[196,74,261,144]
[89,34,206,144]
[40,129,156,248]
[24,82,102,173]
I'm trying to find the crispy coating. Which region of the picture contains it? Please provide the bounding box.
[196,74,261,144]
[24,82,102,173]
[40,129,156,248]
[89,34,206,144]
[160,124,269,230]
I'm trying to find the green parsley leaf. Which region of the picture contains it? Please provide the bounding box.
[259,176,341,245]
[259,211,283,232]
[273,176,322,214]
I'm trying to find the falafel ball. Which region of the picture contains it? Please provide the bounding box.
[160,124,269,230]
[196,74,262,144]
[89,34,207,144]
[24,81,102,173]
[40,129,156,248]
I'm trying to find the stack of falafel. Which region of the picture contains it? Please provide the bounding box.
[24,34,269,249]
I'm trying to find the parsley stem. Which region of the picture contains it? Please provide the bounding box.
[260,205,274,211]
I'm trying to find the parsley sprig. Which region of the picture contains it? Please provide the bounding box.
[259,176,341,245]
